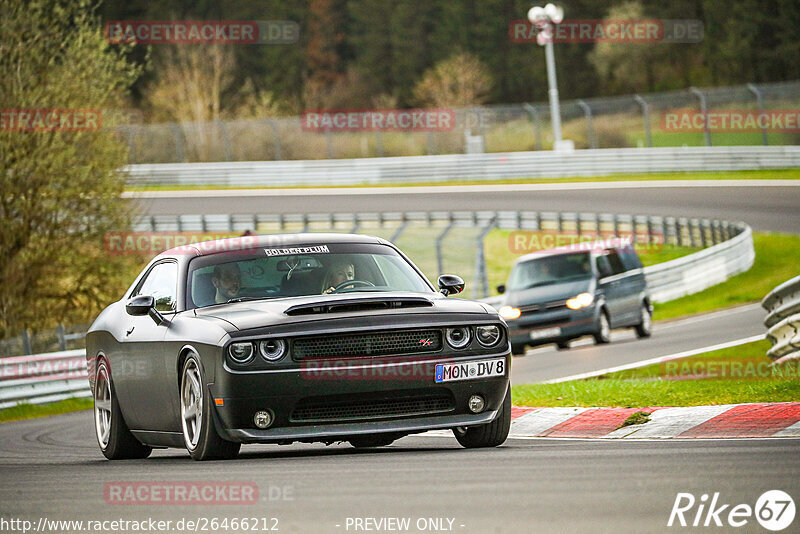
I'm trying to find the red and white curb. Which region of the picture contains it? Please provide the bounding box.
[507,403,800,439]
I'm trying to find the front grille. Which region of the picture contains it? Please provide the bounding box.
[292,329,442,360]
[519,299,567,315]
[291,392,455,423]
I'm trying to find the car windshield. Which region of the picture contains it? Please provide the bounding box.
[186,242,432,309]
[507,252,592,291]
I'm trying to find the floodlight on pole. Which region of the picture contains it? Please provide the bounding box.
[528,3,570,151]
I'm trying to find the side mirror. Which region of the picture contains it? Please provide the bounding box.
[496,284,506,295]
[125,295,166,326]
[438,274,465,296]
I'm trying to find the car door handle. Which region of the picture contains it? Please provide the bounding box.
[126,326,135,336]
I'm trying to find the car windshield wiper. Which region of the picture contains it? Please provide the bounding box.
[521,280,559,290]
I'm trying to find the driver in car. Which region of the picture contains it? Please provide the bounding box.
[212,262,242,303]
[321,259,355,294]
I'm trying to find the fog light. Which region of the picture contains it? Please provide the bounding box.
[254,410,273,429]
[468,395,486,413]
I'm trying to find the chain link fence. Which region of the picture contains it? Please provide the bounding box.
[116,81,800,164]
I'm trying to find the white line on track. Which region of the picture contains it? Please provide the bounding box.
[543,334,765,384]
[122,179,800,199]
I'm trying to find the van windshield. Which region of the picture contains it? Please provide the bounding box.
[507,252,592,291]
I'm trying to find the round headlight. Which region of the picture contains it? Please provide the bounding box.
[446,327,471,349]
[476,325,501,347]
[229,342,254,364]
[259,339,287,361]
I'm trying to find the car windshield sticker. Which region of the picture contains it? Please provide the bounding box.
[264,245,330,257]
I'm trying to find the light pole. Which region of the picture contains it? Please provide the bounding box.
[528,3,571,151]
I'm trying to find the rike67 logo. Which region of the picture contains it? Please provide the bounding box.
[668,490,795,531]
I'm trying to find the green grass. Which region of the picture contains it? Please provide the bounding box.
[511,340,800,407]
[125,168,800,192]
[0,397,92,423]
[654,233,800,320]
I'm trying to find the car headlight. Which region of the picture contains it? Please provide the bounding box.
[499,306,521,320]
[445,327,471,349]
[566,293,594,310]
[229,342,255,364]
[259,339,287,361]
[476,325,501,347]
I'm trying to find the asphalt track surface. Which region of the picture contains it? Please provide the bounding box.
[129,181,800,233]
[1,410,798,534]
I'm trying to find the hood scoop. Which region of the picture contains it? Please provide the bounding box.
[284,296,433,316]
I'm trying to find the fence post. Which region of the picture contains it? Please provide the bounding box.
[577,100,597,149]
[747,83,769,146]
[474,215,497,299]
[266,120,283,160]
[171,123,186,162]
[633,95,652,147]
[523,103,543,150]
[375,131,384,157]
[21,328,32,355]
[436,216,456,277]
[391,214,409,243]
[325,131,335,159]
[217,121,233,161]
[57,324,66,351]
[689,87,711,147]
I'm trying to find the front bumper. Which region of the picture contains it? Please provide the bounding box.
[209,351,510,444]
[507,306,596,346]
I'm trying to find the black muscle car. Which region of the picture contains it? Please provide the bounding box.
[87,234,511,460]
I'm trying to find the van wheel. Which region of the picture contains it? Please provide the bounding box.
[593,310,611,344]
[556,340,570,350]
[511,343,526,356]
[635,303,652,338]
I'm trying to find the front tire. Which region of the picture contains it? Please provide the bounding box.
[634,302,652,338]
[593,309,611,344]
[180,355,240,461]
[453,386,511,448]
[94,360,152,460]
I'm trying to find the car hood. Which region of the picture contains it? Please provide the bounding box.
[193,291,491,331]
[503,278,593,307]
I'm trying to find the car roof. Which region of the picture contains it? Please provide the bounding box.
[158,233,389,258]
[514,237,633,264]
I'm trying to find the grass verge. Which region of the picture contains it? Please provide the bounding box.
[0,397,92,423]
[125,168,800,192]
[511,340,800,407]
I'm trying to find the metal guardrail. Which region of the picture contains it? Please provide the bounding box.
[0,350,88,409]
[763,275,800,361]
[124,146,800,187]
[1,210,754,407]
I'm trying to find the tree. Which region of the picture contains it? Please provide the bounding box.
[0,0,141,338]
[413,52,493,108]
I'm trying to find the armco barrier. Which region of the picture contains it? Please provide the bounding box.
[1,210,754,407]
[763,275,800,361]
[124,146,800,187]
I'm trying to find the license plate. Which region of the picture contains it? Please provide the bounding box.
[530,327,561,340]
[435,358,506,383]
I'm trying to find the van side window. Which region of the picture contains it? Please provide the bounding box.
[604,250,626,275]
[618,245,643,271]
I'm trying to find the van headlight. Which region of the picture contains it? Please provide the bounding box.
[566,293,594,310]
[498,306,521,320]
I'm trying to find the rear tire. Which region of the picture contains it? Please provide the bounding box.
[94,360,152,460]
[453,386,511,448]
[180,355,241,461]
[593,309,611,344]
[556,340,570,350]
[634,302,652,338]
